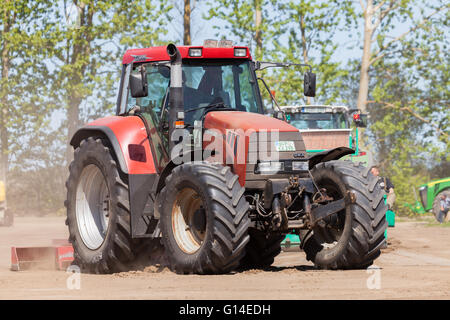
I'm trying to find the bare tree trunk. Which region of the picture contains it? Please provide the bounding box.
[183,0,191,45]
[0,5,11,184]
[65,1,92,166]
[357,0,374,113]
[254,0,262,59]
[300,14,311,104]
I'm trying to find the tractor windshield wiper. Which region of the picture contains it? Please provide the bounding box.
[185,102,231,113]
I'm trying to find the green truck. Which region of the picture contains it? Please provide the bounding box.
[279,105,370,163]
[412,177,450,221]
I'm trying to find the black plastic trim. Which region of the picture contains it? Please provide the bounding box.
[70,125,129,174]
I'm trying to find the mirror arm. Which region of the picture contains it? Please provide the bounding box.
[257,77,287,122]
[255,61,312,72]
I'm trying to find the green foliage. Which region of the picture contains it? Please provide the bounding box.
[0,1,56,173]
[2,0,173,215]
[47,1,172,132]
[205,0,281,60]
[366,3,449,215]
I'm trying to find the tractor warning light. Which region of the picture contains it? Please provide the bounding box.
[175,120,185,128]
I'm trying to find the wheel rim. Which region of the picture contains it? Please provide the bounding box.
[172,187,207,254]
[76,164,110,250]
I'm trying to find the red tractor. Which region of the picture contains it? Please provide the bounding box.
[65,43,387,274]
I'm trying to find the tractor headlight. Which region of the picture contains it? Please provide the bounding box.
[234,48,247,57]
[256,161,284,174]
[189,48,202,57]
[292,161,308,171]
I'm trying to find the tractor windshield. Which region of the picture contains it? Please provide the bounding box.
[288,112,348,130]
[182,60,262,125]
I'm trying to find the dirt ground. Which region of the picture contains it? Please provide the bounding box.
[0,216,449,300]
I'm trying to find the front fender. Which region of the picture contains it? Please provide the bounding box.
[308,147,355,170]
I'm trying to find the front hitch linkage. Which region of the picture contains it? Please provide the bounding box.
[308,191,356,228]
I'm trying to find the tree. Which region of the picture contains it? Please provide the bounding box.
[184,0,191,45]
[47,0,172,165]
[205,0,280,60]
[365,7,449,213]
[169,0,204,45]
[355,0,449,113]
[268,0,353,105]
[0,0,55,183]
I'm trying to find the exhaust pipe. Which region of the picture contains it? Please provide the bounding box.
[166,43,184,151]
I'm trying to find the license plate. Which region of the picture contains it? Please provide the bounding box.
[275,141,295,152]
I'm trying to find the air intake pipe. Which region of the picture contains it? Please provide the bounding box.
[166,43,184,152]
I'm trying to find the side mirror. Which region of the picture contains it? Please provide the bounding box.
[130,65,148,98]
[353,113,368,127]
[304,72,316,97]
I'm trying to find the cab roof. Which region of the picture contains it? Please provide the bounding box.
[280,105,349,113]
[122,45,252,65]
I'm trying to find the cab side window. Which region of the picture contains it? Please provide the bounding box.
[127,64,170,125]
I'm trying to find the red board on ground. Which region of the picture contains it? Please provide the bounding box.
[11,240,74,271]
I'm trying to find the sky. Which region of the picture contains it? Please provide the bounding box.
[49,0,444,130]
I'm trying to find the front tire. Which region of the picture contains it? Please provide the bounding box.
[65,137,145,274]
[301,160,387,269]
[160,162,250,274]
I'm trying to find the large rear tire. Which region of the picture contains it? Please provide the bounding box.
[160,162,250,274]
[301,160,387,269]
[65,137,146,274]
[239,229,284,270]
[432,189,450,223]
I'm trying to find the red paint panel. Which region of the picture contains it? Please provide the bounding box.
[204,111,299,132]
[87,116,156,174]
[203,112,299,186]
[122,46,251,64]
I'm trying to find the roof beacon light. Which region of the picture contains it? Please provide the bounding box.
[189,48,202,57]
[203,39,218,48]
[218,39,234,48]
[234,48,247,57]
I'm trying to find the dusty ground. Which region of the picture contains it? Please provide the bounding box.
[0,216,449,300]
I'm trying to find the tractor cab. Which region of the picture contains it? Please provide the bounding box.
[118,45,263,129]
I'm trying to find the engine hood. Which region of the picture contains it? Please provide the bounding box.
[204,111,299,133]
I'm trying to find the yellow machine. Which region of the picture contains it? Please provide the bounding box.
[0,180,12,226]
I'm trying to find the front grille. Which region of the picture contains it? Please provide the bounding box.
[419,186,428,209]
[245,131,308,188]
